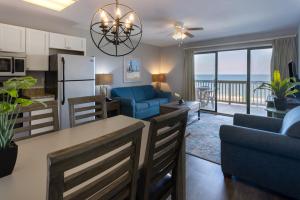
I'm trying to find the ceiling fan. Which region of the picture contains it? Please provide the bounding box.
[172,21,204,45]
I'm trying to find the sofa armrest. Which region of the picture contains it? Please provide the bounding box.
[156,91,172,102]
[233,114,283,133]
[220,125,300,160]
[113,97,136,117]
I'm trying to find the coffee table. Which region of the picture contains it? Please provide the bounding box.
[160,101,201,125]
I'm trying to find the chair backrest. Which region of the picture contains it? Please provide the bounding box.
[141,108,189,199]
[281,106,300,138]
[47,121,145,200]
[68,95,107,128]
[13,100,59,140]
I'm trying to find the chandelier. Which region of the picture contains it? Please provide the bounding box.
[90,0,142,57]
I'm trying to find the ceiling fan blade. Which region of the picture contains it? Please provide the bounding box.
[186,27,204,31]
[184,32,194,38]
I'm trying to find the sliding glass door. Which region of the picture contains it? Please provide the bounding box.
[194,53,216,111]
[250,48,272,116]
[217,50,247,115]
[194,47,272,116]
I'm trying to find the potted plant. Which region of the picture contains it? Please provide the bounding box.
[0,76,37,178]
[255,70,300,111]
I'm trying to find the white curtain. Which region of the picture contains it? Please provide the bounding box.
[271,37,298,79]
[183,49,195,100]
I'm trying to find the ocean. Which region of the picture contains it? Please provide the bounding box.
[195,74,270,82]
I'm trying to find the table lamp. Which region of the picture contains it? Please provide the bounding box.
[152,73,166,90]
[96,74,113,101]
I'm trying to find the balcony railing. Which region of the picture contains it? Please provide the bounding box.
[195,80,271,106]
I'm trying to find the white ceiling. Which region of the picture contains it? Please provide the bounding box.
[0,0,300,47]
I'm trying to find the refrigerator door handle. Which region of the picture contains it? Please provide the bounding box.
[61,57,66,105]
[12,57,15,74]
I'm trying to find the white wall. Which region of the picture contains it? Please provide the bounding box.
[160,46,184,95]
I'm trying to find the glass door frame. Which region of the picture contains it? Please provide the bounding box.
[194,51,218,113]
[194,45,272,115]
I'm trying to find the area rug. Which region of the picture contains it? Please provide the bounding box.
[186,113,233,164]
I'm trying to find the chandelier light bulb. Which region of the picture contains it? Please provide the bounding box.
[100,10,106,19]
[116,7,121,18]
[125,19,130,28]
[129,13,134,22]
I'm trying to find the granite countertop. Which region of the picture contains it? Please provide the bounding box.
[22,88,55,100]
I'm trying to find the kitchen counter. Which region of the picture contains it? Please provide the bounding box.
[22,88,55,100]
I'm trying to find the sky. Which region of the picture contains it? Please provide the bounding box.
[194,48,272,75]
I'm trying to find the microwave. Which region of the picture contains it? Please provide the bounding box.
[0,56,26,76]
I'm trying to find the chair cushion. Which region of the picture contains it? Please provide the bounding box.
[135,102,149,111]
[280,106,300,138]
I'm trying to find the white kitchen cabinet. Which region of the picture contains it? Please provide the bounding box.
[0,23,25,53]
[65,35,86,52]
[26,28,49,71]
[49,32,86,52]
[26,28,49,55]
[49,33,66,50]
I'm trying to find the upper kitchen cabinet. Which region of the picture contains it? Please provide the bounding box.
[49,33,86,53]
[26,28,49,71]
[0,23,25,53]
[65,35,86,52]
[26,28,49,55]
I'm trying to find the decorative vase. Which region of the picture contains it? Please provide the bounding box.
[178,99,185,105]
[0,141,18,178]
[274,97,288,111]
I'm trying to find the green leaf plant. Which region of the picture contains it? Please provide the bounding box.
[0,77,39,150]
[255,70,300,99]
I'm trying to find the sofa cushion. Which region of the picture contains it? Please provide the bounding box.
[132,85,156,102]
[143,99,160,107]
[281,106,300,138]
[135,102,149,111]
[155,98,169,104]
[111,87,134,99]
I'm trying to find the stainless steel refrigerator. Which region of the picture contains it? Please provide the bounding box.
[46,54,95,129]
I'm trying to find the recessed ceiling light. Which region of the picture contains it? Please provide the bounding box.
[23,0,77,11]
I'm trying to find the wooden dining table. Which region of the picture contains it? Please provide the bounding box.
[0,115,186,200]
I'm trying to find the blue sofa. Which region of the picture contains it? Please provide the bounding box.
[111,85,172,119]
[219,106,300,199]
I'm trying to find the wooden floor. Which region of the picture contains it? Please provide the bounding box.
[186,154,290,200]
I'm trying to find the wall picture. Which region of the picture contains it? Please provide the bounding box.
[124,56,142,82]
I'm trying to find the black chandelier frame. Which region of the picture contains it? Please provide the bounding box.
[90,2,143,57]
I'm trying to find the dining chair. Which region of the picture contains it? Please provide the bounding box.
[138,108,189,200]
[68,95,107,128]
[47,121,145,200]
[13,100,59,140]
